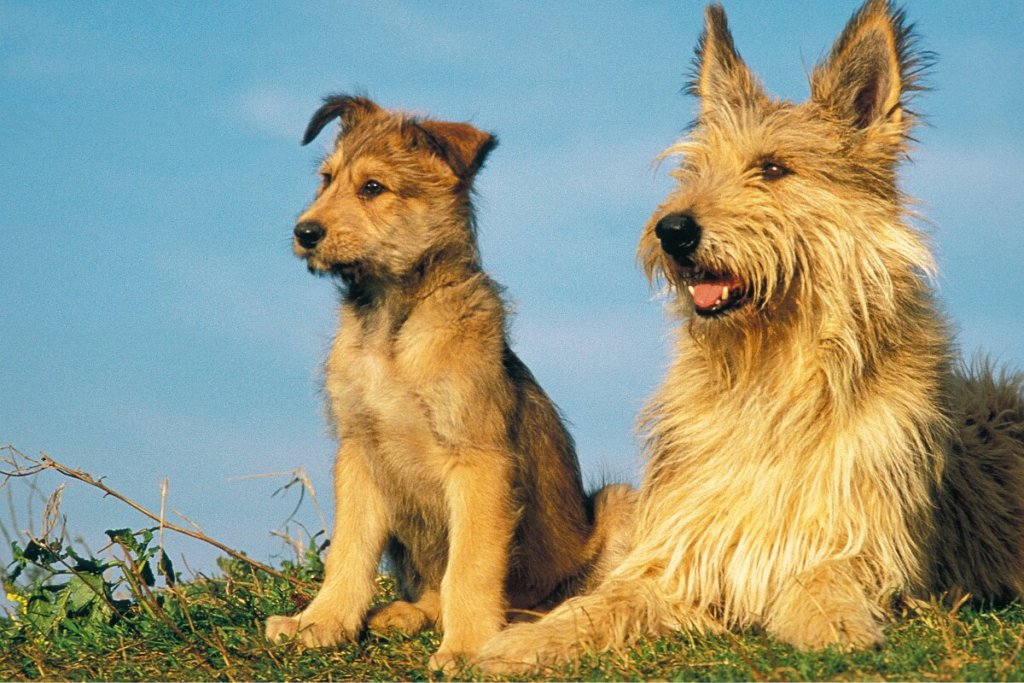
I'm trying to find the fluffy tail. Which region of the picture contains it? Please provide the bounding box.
[582,483,637,587]
[527,483,636,612]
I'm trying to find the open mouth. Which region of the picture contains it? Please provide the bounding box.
[684,270,750,317]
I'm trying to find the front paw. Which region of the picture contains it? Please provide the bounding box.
[265,613,357,648]
[768,566,885,651]
[429,647,471,676]
[471,628,545,675]
[775,609,884,651]
[471,652,540,676]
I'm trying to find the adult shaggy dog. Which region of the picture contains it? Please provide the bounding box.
[476,0,1024,672]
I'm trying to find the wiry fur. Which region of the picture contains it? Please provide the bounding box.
[262,96,634,671]
[475,0,1024,673]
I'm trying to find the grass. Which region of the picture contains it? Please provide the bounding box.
[2,448,1023,681]
[3,564,1024,682]
[4,538,1023,680]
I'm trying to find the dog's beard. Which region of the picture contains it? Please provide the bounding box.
[317,262,362,284]
[306,260,376,307]
[300,250,365,285]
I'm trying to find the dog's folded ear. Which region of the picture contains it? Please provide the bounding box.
[302,95,381,146]
[415,120,498,183]
[810,0,929,132]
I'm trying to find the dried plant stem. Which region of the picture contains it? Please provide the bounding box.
[2,446,308,588]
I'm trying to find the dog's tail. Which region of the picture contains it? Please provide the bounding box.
[519,482,636,620]
[582,483,637,587]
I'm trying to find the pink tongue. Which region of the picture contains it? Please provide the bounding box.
[692,279,739,310]
[692,283,724,309]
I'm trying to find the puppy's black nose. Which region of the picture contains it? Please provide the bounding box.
[294,221,325,249]
[655,212,701,260]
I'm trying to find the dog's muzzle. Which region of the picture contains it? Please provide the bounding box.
[294,221,326,250]
[655,212,751,317]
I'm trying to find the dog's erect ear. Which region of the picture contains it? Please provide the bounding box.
[810,0,928,131]
[415,120,498,182]
[302,95,381,146]
[689,4,765,112]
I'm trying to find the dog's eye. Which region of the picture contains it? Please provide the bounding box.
[320,172,333,188]
[759,160,792,181]
[359,179,386,198]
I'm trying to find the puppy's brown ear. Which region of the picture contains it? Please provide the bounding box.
[689,4,765,113]
[416,120,498,182]
[302,95,381,146]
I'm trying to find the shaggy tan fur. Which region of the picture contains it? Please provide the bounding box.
[475,0,1024,673]
[262,96,634,671]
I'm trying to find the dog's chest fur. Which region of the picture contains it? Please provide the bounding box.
[322,276,507,524]
[327,306,446,502]
[634,330,948,621]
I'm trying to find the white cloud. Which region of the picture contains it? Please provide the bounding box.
[230,87,313,140]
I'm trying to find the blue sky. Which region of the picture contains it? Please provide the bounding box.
[3,1,1022,579]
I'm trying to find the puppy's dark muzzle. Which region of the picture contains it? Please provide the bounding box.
[294,221,326,250]
[655,212,701,262]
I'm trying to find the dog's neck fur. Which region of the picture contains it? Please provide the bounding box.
[342,240,485,336]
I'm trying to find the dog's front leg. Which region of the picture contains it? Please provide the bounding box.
[430,450,514,672]
[265,442,388,647]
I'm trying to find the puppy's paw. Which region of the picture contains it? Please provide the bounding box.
[367,600,432,635]
[430,627,500,675]
[265,613,356,648]
[471,653,541,676]
[428,647,470,676]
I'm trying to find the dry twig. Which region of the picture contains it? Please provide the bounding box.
[1,445,310,588]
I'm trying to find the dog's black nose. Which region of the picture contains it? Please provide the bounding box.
[655,212,701,260]
[294,221,326,249]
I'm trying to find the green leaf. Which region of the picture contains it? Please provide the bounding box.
[106,527,160,567]
[64,543,110,575]
[158,550,176,586]
[21,538,62,566]
[24,588,64,636]
[104,528,134,548]
[139,560,156,588]
[65,574,105,614]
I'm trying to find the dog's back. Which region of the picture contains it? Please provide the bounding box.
[930,363,1024,602]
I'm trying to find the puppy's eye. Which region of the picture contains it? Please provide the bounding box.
[359,179,386,198]
[759,160,791,181]
[320,172,333,187]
